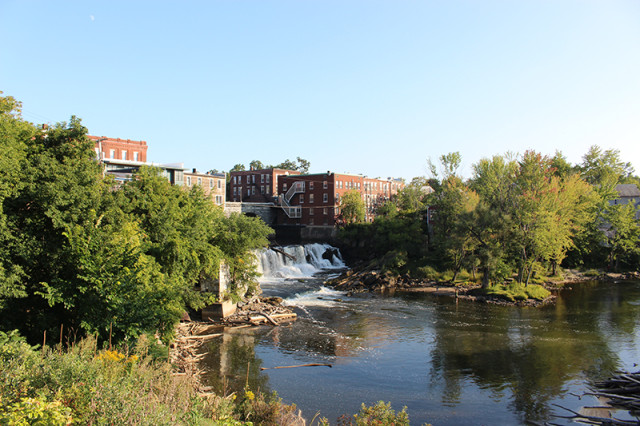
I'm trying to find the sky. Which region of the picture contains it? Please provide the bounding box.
[1,1,639,181]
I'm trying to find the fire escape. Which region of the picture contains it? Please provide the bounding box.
[280,181,304,218]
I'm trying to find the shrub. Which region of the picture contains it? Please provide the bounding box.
[353,401,413,425]
[484,283,550,302]
[413,265,439,281]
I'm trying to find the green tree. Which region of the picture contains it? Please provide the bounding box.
[230,164,246,172]
[339,190,365,224]
[602,203,640,271]
[249,160,264,170]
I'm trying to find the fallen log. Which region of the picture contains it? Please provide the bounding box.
[271,247,296,261]
[248,313,297,324]
[257,311,279,326]
[260,363,332,371]
[180,333,223,340]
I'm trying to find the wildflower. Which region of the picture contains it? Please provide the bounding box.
[244,390,255,401]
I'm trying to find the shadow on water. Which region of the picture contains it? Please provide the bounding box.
[200,244,640,425]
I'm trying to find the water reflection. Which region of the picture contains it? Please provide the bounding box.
[201,280,640,424]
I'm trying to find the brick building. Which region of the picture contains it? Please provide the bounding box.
[183,169,226,207]
[89,135,148,162]
[277,172,404,227]
[229,168,301,203]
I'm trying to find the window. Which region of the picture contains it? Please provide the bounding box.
[309,193,314,203]
[215,195,222,205]
[310,207,315,215]
[261,185,265,194]
[233,187,237,195]
[121,150,127,160]
[323,193,328,203]
[209,179,213,188]
[197,177,202,186]
[323,207,328,215]
[300,194,305,203]
[310,181,314,190]
[261,174,265,183]
[252,175,255,184]
[187,176,192,186]
[247,188,250,196]
[309,218,314,225]
[323,180,328,189]
[109,149,115,159]
[283,183,288,191]
[133,152,139,161]
[252,187,255,195]
[218,180,222,189]
[246,175,250,184]
[266,175,270,183]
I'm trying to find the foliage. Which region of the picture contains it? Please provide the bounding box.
[350,401,412,426]
[0,94,273,345]
[484,283,551,302]
[339,189,366,225]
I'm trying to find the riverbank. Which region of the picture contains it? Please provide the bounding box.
[326,266,640,307]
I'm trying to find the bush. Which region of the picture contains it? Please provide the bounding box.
[413,265,439,281]
[484,283,551,302]
[353,401,412,425]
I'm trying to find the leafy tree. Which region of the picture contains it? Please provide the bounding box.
[339,190,365,224]
[230,164,246,172]
[396,177,431,212]
[602,203,640,271]
[249,160,264,170]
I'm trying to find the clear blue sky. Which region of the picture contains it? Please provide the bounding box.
[2,1,639,180]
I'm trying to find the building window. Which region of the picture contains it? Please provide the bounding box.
[261,185,265,194]
[197,177,202,186]
[252,175,256,184]
[283,183,288,191]
[310,218,314,225]
[252,187,255,195]
[261,174,265,183]
[309,193,314,203]
[323,180,328,189]
[266,175,270,183]
[246,175,250,184]
[323,207,328,215]
[218,179,222,188]
[109,149,115,159]
[187,176,192,186]
[209,179,213,188]
[310,207,315,215]
[300,194,305,203]
[247,188,251,196]
[133,152,139,161]
[310,181,314,190]
[121,150,127,160]
[323,193,328,203]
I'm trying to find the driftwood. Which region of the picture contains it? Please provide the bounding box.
[260,363,332,371]
[180,333,223,340]
[248,313,297,325]
[271,246,297,261]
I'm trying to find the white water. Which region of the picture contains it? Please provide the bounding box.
[257,244,347,308]
[257,243,345,279]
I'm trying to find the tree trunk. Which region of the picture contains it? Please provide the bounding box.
[482,268,490,289]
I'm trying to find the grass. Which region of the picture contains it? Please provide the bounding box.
[484,282,551,302]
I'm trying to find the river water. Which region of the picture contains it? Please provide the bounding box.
[201,245,640,425]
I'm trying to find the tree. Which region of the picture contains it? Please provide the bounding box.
[602,203,640,271]
[339,190,365,225]
[295,157,310,174]
[249,160,264,170]
[229,164,246,172]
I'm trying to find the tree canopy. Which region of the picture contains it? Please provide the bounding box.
[0,94,272,344]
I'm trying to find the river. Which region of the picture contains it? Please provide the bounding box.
[201,244,640,425]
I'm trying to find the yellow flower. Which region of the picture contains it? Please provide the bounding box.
[244,390,255,401]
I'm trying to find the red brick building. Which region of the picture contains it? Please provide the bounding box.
[229,168,301,203]
[89,135,148,162]
[277,172,404,227]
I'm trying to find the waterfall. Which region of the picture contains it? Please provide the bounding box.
[257,243,345,279]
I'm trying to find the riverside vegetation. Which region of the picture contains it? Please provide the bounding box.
[337,150,640,304]
[0,93,414,424]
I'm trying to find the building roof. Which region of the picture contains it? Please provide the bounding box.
[616,184,640,198]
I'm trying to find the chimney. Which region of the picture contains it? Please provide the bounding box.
[192,168,197,173]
